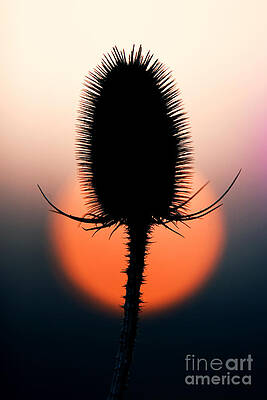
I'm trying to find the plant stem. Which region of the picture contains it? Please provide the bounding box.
[107,221,150,400]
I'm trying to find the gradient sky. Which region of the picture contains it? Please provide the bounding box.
[1,1,267,399]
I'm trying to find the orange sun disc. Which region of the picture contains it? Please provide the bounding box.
[50,172,225,316]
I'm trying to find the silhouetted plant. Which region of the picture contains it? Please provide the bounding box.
[39,45,240,400]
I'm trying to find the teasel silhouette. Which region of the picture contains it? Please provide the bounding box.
[38,45,240,399]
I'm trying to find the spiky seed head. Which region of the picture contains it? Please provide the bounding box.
[77,45,192,226]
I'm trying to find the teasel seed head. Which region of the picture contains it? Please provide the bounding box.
[77,45,192,227]
[38,45,240,234]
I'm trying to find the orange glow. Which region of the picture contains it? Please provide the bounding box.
[50,172,224,315]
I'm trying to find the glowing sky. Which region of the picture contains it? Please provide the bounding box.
[1,0,267,314]
[2,0,267,192]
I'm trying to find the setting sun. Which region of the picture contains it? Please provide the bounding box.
[50,172,224,315]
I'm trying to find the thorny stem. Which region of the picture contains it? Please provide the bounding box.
[107,221,150,400]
